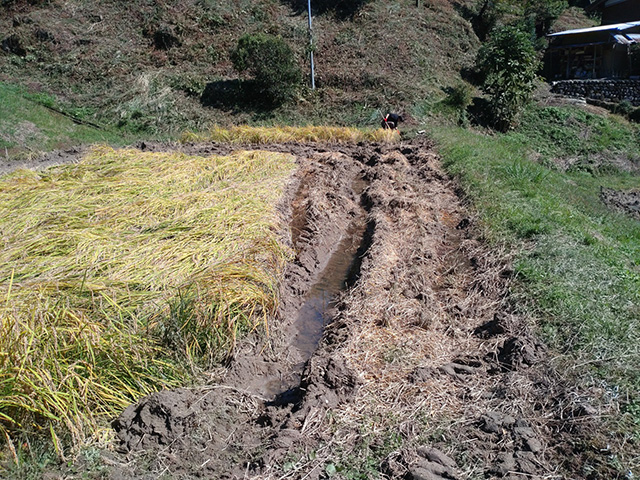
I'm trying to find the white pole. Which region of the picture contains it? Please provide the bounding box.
[308,0,315,90]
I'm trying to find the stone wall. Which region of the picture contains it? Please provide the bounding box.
[550,80,640,106]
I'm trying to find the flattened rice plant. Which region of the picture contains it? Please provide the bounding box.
[181,125,401,144]
[0,146,295,449]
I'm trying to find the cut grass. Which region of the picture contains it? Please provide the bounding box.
[430,115,640,447]
[0,145,295,451]
[181,125,401,144]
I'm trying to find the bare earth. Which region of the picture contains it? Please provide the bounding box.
[23,139,617,479]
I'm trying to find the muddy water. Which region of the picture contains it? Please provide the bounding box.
[264,179,369,398]
[291,216,367,359]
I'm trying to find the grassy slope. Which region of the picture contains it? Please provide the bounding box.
[430,104,640,467]
[0,0,479,138]
[0,83,131,157]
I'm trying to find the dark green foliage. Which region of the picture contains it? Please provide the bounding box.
[629,107,640,123]
[231,33,302,107]
[444,82,474,126]
[525,0,568,37]
[476,25,540,131]
[469,0,502,41]
[283,0,373,20]
[465,0,568,43]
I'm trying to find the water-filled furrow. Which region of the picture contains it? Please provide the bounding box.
[263,177,370,399]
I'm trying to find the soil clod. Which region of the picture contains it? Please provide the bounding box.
[112,388,206,452]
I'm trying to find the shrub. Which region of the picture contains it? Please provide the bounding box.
[476,24,540,132]
[230,33,302,106]
[444,82,474,126]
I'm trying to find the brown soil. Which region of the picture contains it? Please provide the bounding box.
[0,145,87,176]
[26,139,619,479]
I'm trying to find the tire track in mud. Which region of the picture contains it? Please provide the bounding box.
[50,139,614,480]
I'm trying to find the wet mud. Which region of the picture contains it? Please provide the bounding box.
[30,138,624,480]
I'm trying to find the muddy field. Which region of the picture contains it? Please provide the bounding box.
[20,139,618,479]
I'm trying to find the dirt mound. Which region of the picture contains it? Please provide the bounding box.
[600,186,640,220]
[112,388,207,452]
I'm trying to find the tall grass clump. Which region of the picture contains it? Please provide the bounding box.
[0,146,295,450]
[181,125,400,144]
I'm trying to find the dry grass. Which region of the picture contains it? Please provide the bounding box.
[180,125,401,145]
[0,146,295,449]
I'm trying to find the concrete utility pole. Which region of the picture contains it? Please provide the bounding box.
[308,0,316,90]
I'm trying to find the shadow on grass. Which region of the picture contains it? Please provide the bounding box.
[200,79,274,114]
[468,96,494,129]
[280,0,372,20]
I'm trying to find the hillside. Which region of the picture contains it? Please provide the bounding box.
[2,0,480,139]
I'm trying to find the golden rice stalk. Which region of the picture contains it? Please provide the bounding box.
[181,125,401,144]
[0,146,295,449]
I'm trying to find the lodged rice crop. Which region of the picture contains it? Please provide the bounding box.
[181,125,401,144]
[0,146,295,449]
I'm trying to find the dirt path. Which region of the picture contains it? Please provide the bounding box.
[36,139,614,480]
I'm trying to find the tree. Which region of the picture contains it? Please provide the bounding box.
[471,0,501,41]
[230,33,302,107]
[476,25,540,131]
[525,0,568,38]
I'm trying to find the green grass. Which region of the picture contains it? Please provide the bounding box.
[513,105,640,168]
[430,108,640,446]
[0,83,135,157]
[0,146,295,457]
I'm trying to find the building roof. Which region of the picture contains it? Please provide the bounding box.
[586,0,632,12]
[547,20,640,37]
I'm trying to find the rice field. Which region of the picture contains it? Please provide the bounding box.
[181,125,401,144]
[0,145,295,449]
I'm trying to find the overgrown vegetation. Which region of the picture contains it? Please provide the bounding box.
[515,104,640,169]
[231,33,302,107]
[0,145,294,452]
[475,25,540,131]
[430,106,640,451]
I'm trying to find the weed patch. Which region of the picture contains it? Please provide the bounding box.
[513,104,640,172]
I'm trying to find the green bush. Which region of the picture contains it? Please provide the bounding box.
[476,25,540,131]
[230,33,302,106]
[444,82,474,126]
